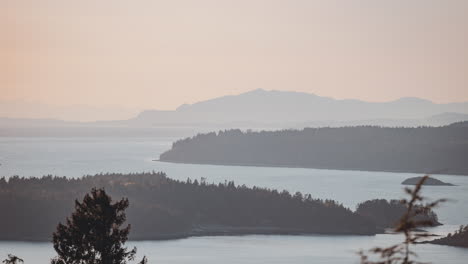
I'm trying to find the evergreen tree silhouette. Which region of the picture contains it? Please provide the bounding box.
[51,188,146,264]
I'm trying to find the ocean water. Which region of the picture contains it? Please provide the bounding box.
[0,136,467,263]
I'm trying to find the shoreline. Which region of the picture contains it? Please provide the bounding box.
[0,225,379,243]
[155,159,468,177]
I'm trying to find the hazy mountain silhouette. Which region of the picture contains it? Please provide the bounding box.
[1,90,468,135]
[128,89,468,127]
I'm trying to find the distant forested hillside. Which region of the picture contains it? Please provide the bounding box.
[160,125,468,175]
[0,172,380,241]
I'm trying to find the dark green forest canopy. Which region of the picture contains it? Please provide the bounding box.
[0,172,425,241]
[160,124,468,175]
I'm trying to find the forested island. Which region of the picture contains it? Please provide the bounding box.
[401,176,454,186]
[0,172,439,241]
[160,124,468,175]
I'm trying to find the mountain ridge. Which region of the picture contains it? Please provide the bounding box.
[130,89,468,126]
[1,90,468,130]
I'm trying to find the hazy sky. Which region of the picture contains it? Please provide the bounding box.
[2,0,468,113]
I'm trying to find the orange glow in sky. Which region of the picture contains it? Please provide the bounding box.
[2,0,468,117]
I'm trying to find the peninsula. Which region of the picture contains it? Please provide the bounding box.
[0,172,439,241]
[160,124,468,175]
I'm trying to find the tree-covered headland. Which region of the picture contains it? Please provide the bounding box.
[0,172,438,241]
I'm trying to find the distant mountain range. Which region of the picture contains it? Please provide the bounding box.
[122,89,468,128]
[2,89,468,131]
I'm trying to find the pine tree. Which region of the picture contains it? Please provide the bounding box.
[51,188,146,264]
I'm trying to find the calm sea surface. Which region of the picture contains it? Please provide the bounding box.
[1,136,467,263]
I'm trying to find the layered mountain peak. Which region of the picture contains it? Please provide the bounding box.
[129,89,468,127]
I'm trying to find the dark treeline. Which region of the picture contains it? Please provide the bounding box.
[0,172,422,241]
[160,124,468,175]
[428,225,468,248]
[356,199,440,230]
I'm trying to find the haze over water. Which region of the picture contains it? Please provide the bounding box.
[2,1,468,262]
[1,134,467,263]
